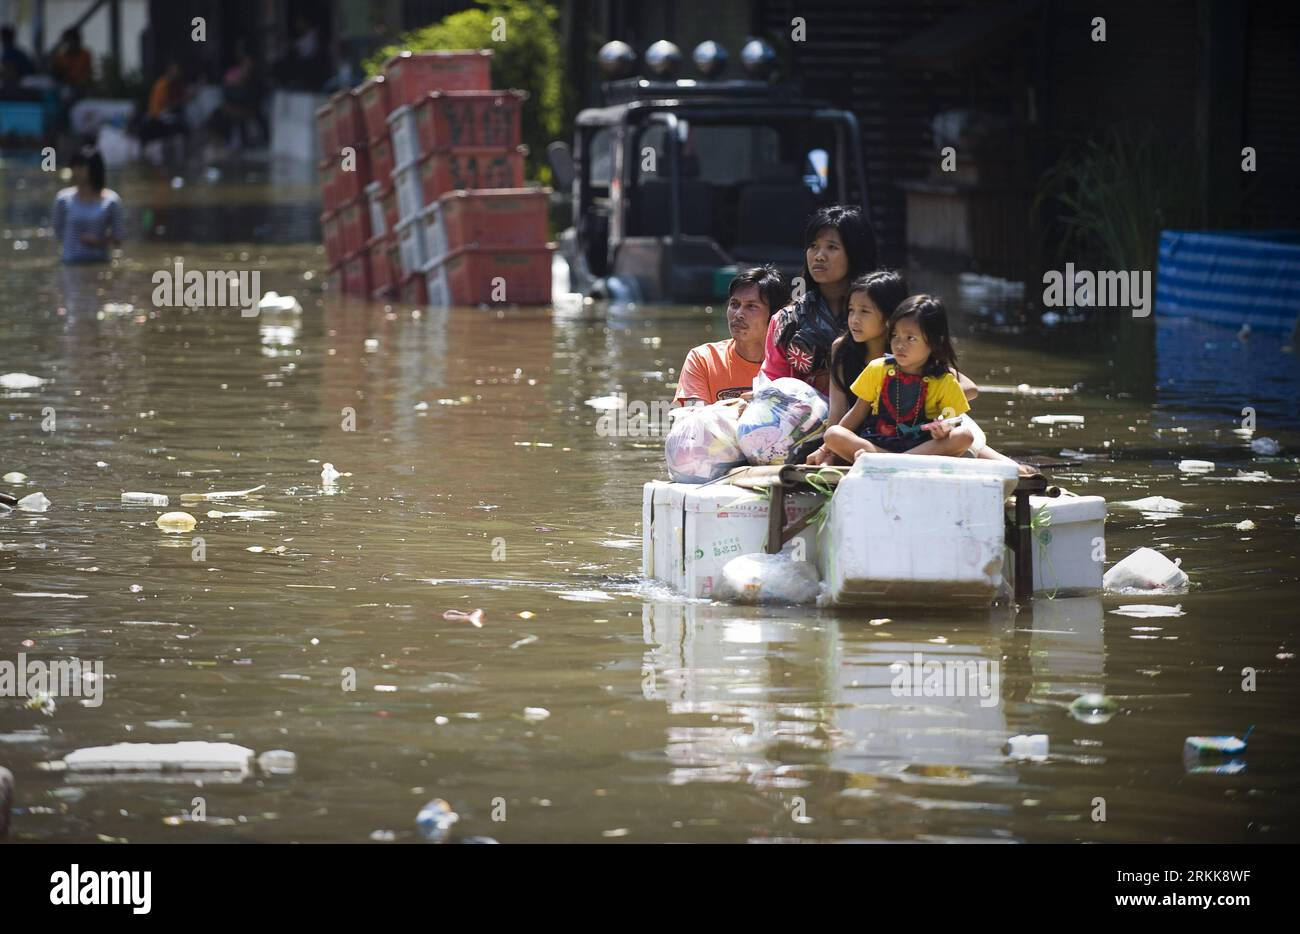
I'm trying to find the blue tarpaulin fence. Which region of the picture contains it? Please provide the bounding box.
[1156,230,1300,333]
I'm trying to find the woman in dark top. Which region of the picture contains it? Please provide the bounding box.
[760,204,877,397]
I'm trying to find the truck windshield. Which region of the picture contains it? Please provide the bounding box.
[628,116,847,266]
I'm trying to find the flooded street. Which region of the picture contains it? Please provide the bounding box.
[2,163,1298,843]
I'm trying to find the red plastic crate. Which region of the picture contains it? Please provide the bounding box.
[367,234,398,298]
[381,50,493,107]
[318,158,341,211]
[426,187,550,260]
[358,75,391,141]
[334,146,372,202]
[399,271,428,305]
[338,195,371,258]
[413,89,526,150]
[418,146,526,204]
[342,249,370,296]
[332,89,364,150]
[321,209,343,263]
[367,133,395,186]
[315,103,337,157]
[426,244,554,306]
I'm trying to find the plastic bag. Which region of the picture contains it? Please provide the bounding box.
[664,398,747,483]
[1103,547,1188,593]
[736,377,829,465]
[714,549,822,605]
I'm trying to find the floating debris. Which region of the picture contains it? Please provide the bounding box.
[1030,415,1085,426]
[2,471,26,483]
[1104,547,1188,593]
[26,691,56,716]
[523,706,550,721]
[180,484,266,502]
[1250,437,1281,455]
[1069,693,1118,725]
[320,463,341,484]
[256,291,302,314]
[415,798,459,842]
[122,492,169,506]
[64,741,253,776]
[1111,604,1184,618]
[510,634,538,649]
[1185,727,1253,756]
[206,509,277,519]
[156,511,197,532]
[1235,520,1256,531]
[442,608,484,628]
[257,749,297,775]
[17,492,50,512]
[1116,496,1186,513]
[0,372,45,390]
[1178,459,1215,473]
[1005,734,1049,761]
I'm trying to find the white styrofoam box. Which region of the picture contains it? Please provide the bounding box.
[423,257,451,308]
[819,453,1017,605]
[365,180,386,237]
[386,104,419,165]
[682,484,821,599]
[1029,491,1106,594]
[394,214,428,275]
[642,482,659,580]
[652,482,689,591]
[421,202,450,264]
[392,156,423,221]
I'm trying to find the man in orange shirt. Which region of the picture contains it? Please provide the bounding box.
[673,265,790,405]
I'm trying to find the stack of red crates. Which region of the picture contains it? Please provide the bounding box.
[318,88,376,297]
[317,49,553,306]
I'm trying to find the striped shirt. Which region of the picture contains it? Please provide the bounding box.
[53,187,124,263]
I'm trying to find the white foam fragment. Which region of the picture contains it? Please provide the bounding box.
[64,741,254,775]
[1116,496,1186,513]
[1030,415,1085,425]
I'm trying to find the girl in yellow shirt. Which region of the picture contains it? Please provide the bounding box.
[823,294,977,461]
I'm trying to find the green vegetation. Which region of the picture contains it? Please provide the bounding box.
[365,0,569,183]
[1036,124,1206,273]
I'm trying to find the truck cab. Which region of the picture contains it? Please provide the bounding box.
[549,41,870,304]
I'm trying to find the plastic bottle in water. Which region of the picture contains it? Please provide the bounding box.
[122,492,169,506]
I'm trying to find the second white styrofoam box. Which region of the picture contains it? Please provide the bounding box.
[392,157,423,221]
[820,453,1018,606]
[394,213,427,275]
[682,483,821,600]
[1029,491,1106,594]
[386,104,419,165]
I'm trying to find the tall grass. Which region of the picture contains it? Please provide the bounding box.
[1036,124,1206,273]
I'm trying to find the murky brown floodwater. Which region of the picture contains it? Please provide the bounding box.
[1,160,1297,842]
